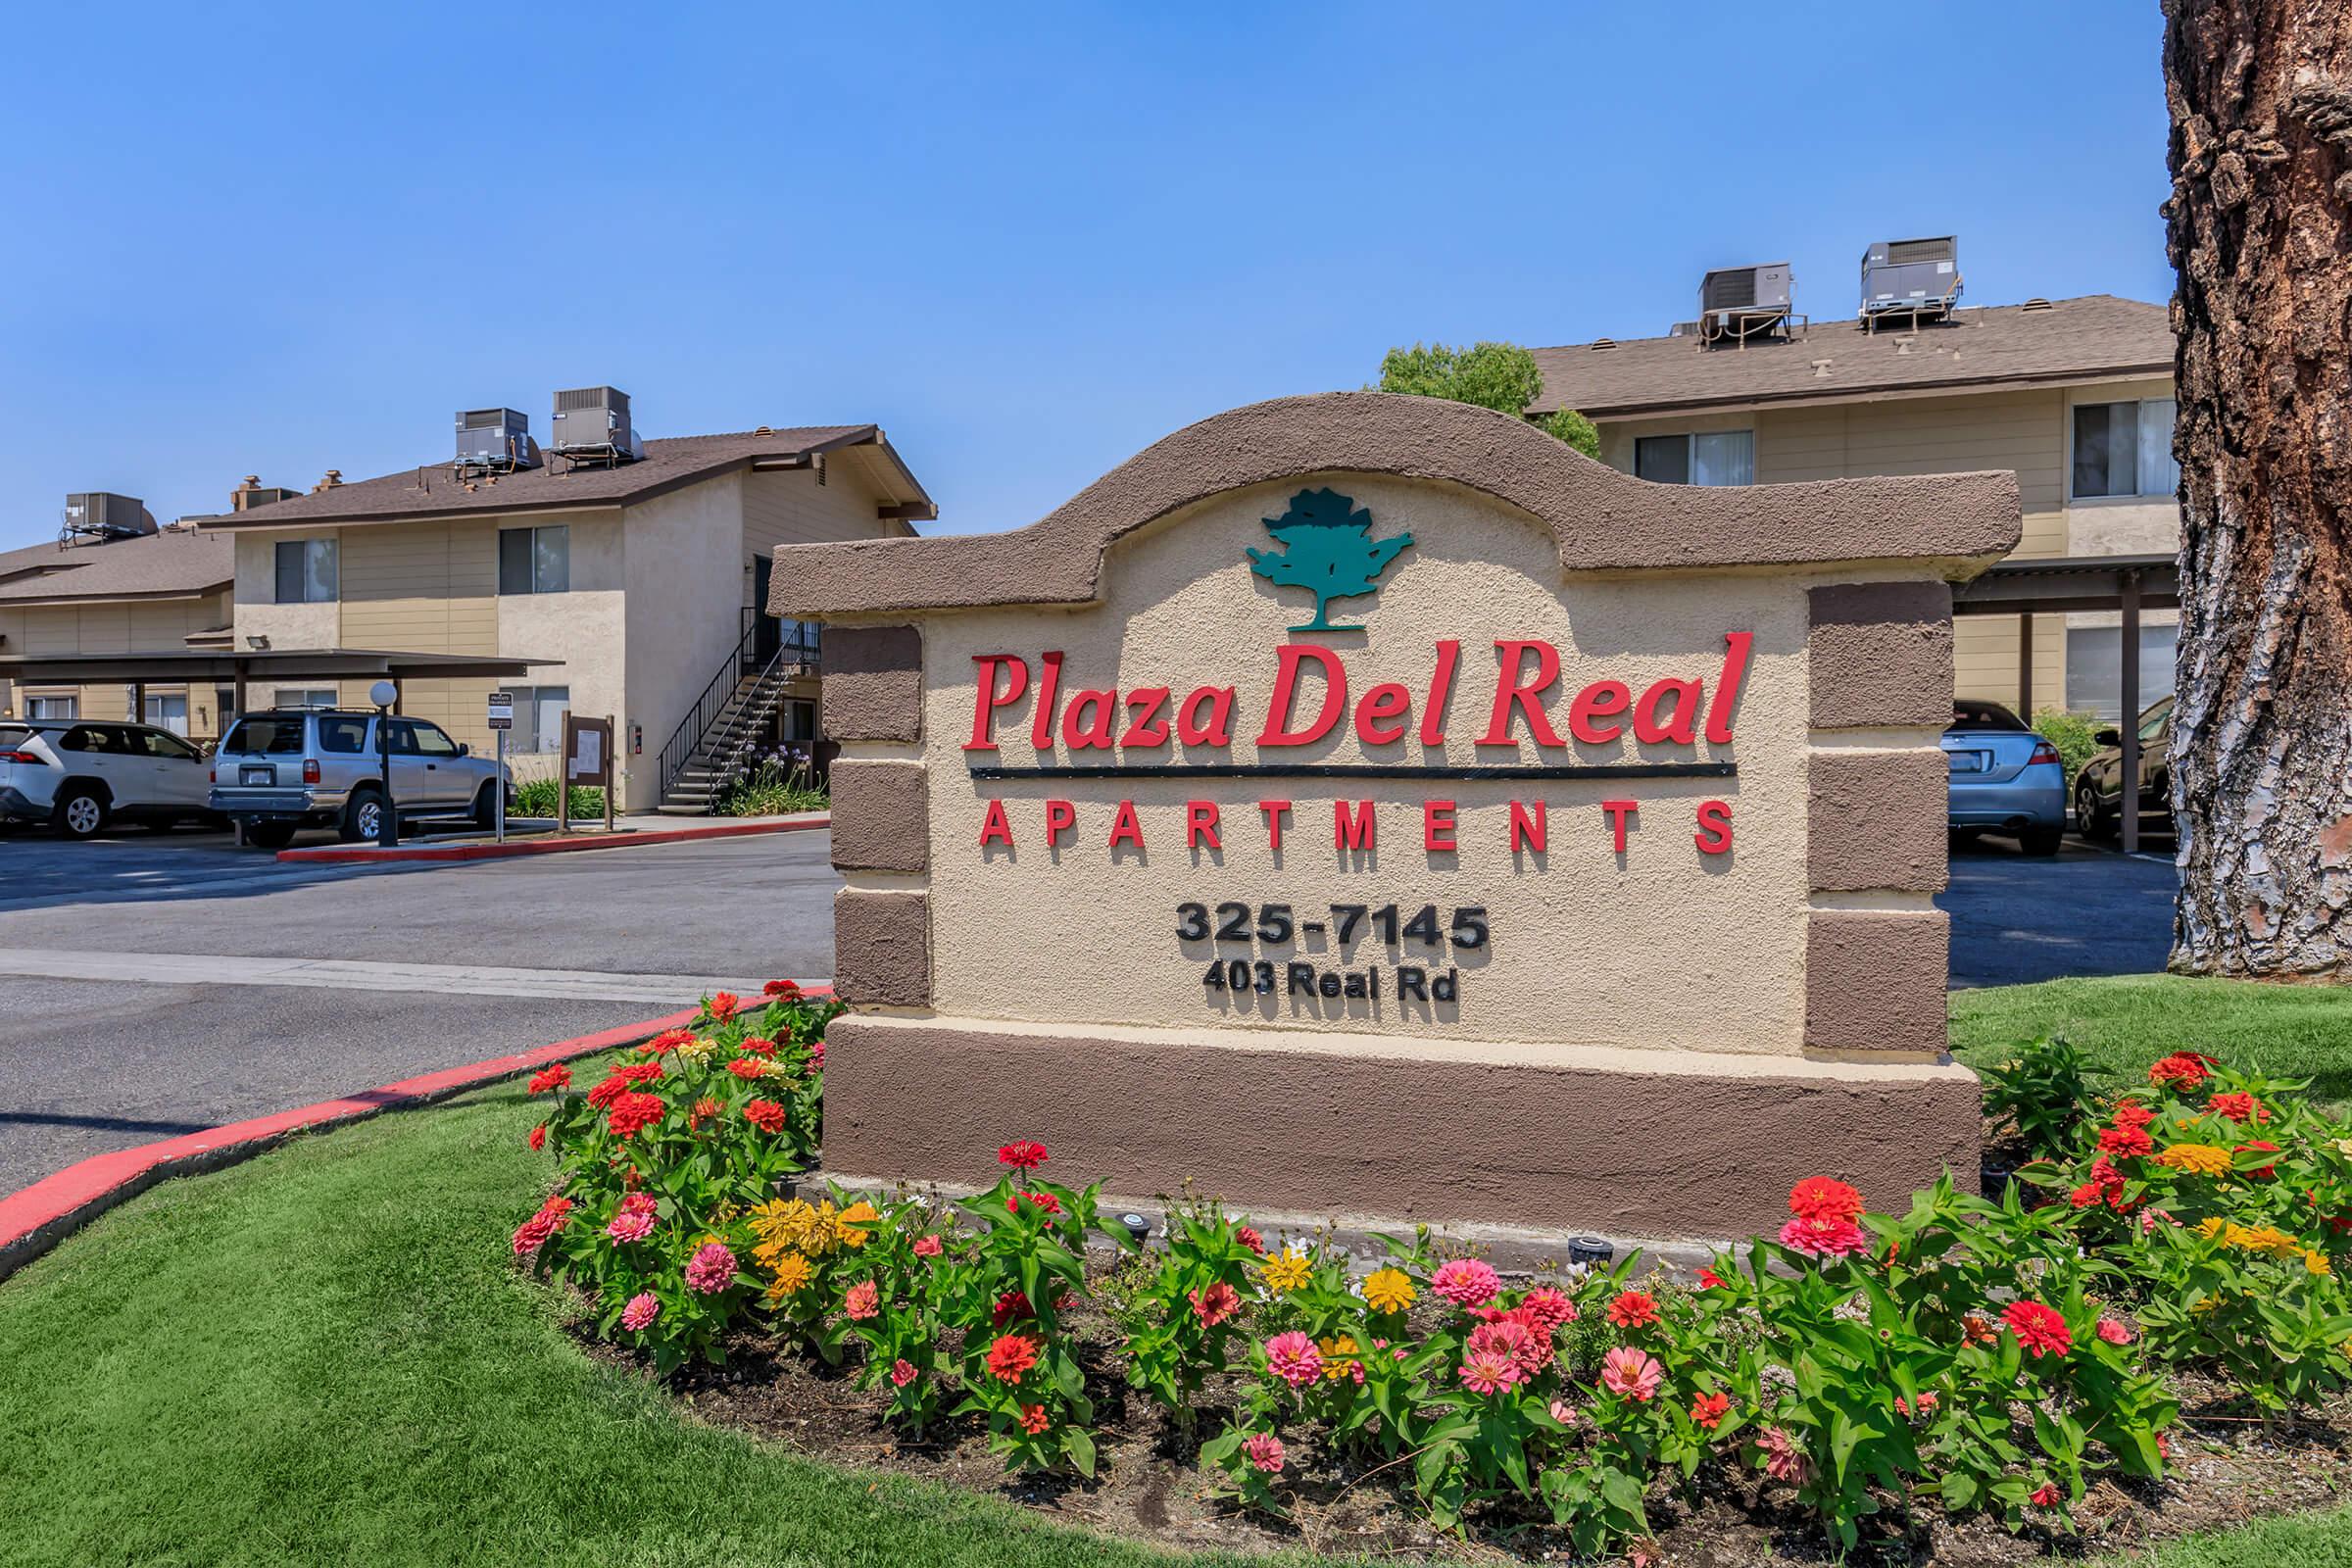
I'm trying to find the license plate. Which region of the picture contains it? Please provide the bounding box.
[240,765,275,786]
[1944,751,1988,774]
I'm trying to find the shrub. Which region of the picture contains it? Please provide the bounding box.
[512,981,838,1371]
[2032,707,2108,792]
[1114,1196,1262,1426]
[1981,1035,2108,1158]
[716,750,828,816]
[514,777,606,819]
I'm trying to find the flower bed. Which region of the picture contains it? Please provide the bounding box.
[512,1017,2352,1562]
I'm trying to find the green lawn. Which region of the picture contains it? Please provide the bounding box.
[2090,1508,2352,1567]
[1950,974,2352,1102]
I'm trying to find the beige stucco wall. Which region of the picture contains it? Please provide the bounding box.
[901,473,1876,1061]
[1,589,231,728]
[621,476,748,811]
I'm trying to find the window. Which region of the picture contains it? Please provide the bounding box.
[1634,430,1753,486]
[410,720,460,758]
[499,524,569,594]
[136,729,203,762]
[510,684,570,753]
[25,695,76,720]
[60,725,125,755]
[273,537,338,603]
[2071,399,2180,499]
[318,716,369,754]
[141,693,190,736]
[2064,624,2180,720]
[275,688,338,710]
[221,715,306,755]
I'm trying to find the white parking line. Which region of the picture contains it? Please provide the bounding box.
[0,948,822,1005]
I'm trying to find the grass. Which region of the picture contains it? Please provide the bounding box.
[1949,974,2352,1102]
[0,1079,1282,1568]
[2090,1508,2352,1567]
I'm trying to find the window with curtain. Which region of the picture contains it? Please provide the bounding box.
[273,538,338,603]
[2072,399,2179,498]
[499,525,570,594]
[1633,430,1753,486]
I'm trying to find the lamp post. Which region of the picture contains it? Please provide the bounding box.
[369,678,399,849]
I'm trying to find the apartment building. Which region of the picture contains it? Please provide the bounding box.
[0,499,234,733]
[1528,259,2178,719]
[192,391,935,813]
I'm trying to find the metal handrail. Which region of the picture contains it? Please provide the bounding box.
[655,611,820,804]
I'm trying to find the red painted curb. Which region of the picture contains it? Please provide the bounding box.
[275,813,828,864]
[0,986,831,1283]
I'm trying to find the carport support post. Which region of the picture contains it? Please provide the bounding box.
[129,680,145,726]
[2017,612,2034,718]
[2120,571,2141,856]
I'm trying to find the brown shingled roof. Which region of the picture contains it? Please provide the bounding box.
[1527,294,2174,416]
[191,424,923,529]
[0,528,233,605]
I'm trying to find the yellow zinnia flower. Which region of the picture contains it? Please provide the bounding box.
[835,1200,880,1250]
[765,1250,812,1298]
[1363,1267,1417,1314]
[675,1035,718,1065]
[1318,1335,1360,1380]
[2195,1215,2227,1240]
[2224,1223,2297,1257]
[2305,1249,2333,1277]
[2155,1143,2234,1177]
[1259,1249,1313,1293]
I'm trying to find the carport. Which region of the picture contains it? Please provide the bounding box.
[0,648,548,725]
[1952,553,2181,853]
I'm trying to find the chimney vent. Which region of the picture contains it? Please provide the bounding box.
[231,476,299,512]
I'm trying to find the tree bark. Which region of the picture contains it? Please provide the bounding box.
[2165,0,2352,978]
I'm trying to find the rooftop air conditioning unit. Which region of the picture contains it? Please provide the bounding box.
[61,492,157,547]
[1860,235,1961,322]
[549,385,643,466]
[455,408,542,472]
[1696,262,1793,342]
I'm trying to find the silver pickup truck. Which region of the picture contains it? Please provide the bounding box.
[210,708,512,849]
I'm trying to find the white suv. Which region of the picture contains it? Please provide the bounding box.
[0,720,220,839]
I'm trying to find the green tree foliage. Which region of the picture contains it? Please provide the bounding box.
[1246,487,1413,632]
[1376,340,1600,459]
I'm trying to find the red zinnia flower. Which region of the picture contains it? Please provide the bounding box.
[739,1036,777,1057]
[1018,1402,1050,1435]
[998,1140,1050,1170]
[744,1099,787,1134]
[1006,1190,1062,1216]
[1697,1266,1725,1290]
[2149,1052,2215,1090]
[2096,1123,2154,1159]
[612,1062,663,1086]
[992,1289,1033,1328]
[2112,1100,2155,1129]
[913,1235,944,1258]
[527,1124,547,1152]
[2071,1154,2129,1210]
[2209,1091,2269,1124]
[1608,1291,1659,1329]
[526,1063,571,1095]
[605,1091,665,1140]
[2003,1299,2073,1359]
[2030,1482,2061,1509]
[640,1028,695,1056]
[1788,1176,1864,1224]
[1690,1391,1731,1430]
[762,979,802,999]
[725,1058,767,1081]
[586,1074,631,1109]
[707,991,741,1022]
[985,1333,1039,1383]
[2237,1140,2281,1179]
[1190,1281,1241,1327]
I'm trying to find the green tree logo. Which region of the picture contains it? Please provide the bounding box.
[1245,487,1415,632]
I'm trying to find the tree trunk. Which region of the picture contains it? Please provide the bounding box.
[2165,0,2352,977]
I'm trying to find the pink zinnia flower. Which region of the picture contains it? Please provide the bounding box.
[1548,1398,1579,1427]
[1264,1331,1323,1387]
[1517,1285,1577,1333]
[1467,1318,1537,1379]
[890,1357,917,1388]
[1458,1347,1523,1395]
[511,1214,560,1257]
[684,1242,737,1296]
[1243,1432,1285,1474]
[620,1293,660,1331]
[2096,1316,2133,1346]
[1431,1257,1501,1308]
[912,1234,944,1258]
[1759,1425,1809,1484]
[2030,1482,2061,1508]
[1778,1215,1869,1258]
[606,1208,655,1245]
[1191,1281,1241,1327]
[845,1280,881,1320]
[1237,1225,1265,1254]
[1600,1346,1664,1402]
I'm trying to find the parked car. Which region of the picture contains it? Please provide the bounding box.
[2075,695,2176,842]
[209,708,512,850]
[0,719,222,839]
[1943,699,2068,856]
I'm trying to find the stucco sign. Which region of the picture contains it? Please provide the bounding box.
[772,393,2021,1239]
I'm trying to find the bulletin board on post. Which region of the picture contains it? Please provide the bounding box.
[560,712,616,834]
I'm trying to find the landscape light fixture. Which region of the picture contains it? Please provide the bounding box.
[1566,1236,1613,1268]
[1118,1212,1152,1246]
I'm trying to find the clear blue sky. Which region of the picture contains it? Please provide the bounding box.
[0,1,2173,552]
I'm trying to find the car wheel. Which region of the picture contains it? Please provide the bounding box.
[2076,780,2113,840]
[340,792,385,843]
[471,783,499,830]
[53,787,108,840]
[245,821,297,850]
[2020,824,2064,857]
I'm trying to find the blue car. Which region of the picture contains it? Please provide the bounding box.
[1943,700,2067,856]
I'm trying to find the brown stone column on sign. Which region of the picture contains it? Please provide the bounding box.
[820,624,923,743]
[832,890,931,1008]
[1808,751,1949,894]
[829,761,928,874]
[1807,582,1954,730]
[1804,910,1949,1054]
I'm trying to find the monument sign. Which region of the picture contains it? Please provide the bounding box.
[773,393,2020,1237]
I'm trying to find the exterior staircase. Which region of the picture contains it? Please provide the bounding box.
[654,612,815,815]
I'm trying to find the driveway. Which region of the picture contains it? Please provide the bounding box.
[1939,832,2179,989]
[0,829,840,1196]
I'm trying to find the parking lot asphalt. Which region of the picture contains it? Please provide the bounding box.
[0,827,840,1194]
[1938,831,2180,989]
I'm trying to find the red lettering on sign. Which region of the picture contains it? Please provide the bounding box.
[1567,680,1630,744]
[1257,799,1291,851]
[1509,799,1546,853]
[1186,800,1221,849]
[1633,679,1702,745]
[1177,686,1235,746]
[1257,645,1347,747]
[1029,651,1064,750]
[965,656,1028,751]
[979,799,1013,846]
[1108,799,1145,849]
[1335,800,1374,851]
[1354,682,1411,745]
[1423,799,1456,852]
[1061,689,1117,750]
[1694,799,1735,855]
[1119,688,1171,748]
[1706,631,1751,744]
[1044,799,1076,847]
[1421,639,1458,745]
[1479,639,1567,747]
[1601,798,1638,855]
